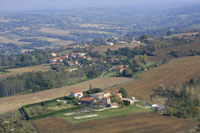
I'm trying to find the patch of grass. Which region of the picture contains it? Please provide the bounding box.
[0,110,36,133]
[57,104,150,123]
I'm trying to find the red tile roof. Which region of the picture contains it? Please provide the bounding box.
[104,90,110,94]
[73,90,82,93]
[80,97,94,102]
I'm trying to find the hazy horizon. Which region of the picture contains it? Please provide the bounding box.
[1,0,200,11]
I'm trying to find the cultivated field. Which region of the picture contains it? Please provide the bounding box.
[0,65,51,79]
[150,36,200,61]
[32,113,195,133]
[0,36,31,45]
[22,37,74,46]
[92,43,145,53]
[38,28,70,36]
[0,77,133,115]
[111,56,200,99]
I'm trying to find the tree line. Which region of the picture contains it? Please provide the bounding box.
[170,50,200,58]
[0,69,86,97]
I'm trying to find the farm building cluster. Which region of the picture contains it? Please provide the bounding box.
[70,90,136,109]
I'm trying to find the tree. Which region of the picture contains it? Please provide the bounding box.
[189,78,196,84]
[119,87,128,98]
[122,69,132,77]
[167,30,173,36]
[143,54,148,64]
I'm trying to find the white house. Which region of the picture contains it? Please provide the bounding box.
[71,90,83,98]
[151,104,159,108]
[104,90,111,97]
[104,97,111,104]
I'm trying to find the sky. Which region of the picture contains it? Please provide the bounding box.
[0,0,200,11]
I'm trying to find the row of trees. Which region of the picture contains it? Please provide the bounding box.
[170,50,200,58]
[0,69,86,97]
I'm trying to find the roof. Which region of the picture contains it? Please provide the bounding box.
[72,90,82,94]
[80,97,94,102]
[104,90,110,94]
[50,62,59,65]
[110,102,118,106]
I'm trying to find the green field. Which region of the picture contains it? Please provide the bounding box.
[57,104,151,123]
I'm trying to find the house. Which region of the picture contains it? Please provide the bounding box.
[71,90,83,98]
[50,53,57,57]
[113,65,124,71]
[50,62,59,66]
[56,99,61,102]
[151,104,159,108]
[90,92,105,99]
[111,58,120,62]
[103,96,111,104]
[87,57,92,61]
[104,90,111,97]
[90,91,111,99]
[50,58,58,63]
[80,97,95,107]
[106,42,114,45]
[67,61,75,66]
[115,93,122,99]
[109,102,118,108]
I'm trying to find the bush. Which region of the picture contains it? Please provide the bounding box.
[123,100,130,106]
[65,96,75,100]
[119,88,128,98]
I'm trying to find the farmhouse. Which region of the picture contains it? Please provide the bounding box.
[90,90,111,99]
[50,53,57,57]
[71,90,83,98]
[80,97,95,107]
[115,93,122,99]
[103,97,111,104]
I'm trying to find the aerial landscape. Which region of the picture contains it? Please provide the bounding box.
[1,0,200,133]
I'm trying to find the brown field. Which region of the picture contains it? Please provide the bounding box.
[92,43,145,53]
[0,36,31,45]
[0,65,51,79]
[150,36,200,61]
[23,37,74,46]
[32,113,195,133]
[111,56,200,99]
[0,77,133,115]
[38,28,70,36]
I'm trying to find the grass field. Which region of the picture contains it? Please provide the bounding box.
[92,43,145,53]
[57,104,150,123]
[0,77,133,115]
[0,65,51,79]
[111,56,200,99]
[32,113,195,133]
